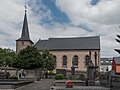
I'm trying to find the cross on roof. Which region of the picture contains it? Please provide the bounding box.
[24,3,27,12]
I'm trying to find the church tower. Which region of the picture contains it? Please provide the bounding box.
[16,9,34,54]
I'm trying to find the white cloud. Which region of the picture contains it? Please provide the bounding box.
[55,0,120,57]
[56,0,120,25]
[0,0,25,49]
[0,0,119,58]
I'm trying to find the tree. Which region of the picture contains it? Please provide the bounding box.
[115,34,120,54]
[12,46,42,69]
[41,49,56,78]
[0,48,16,67]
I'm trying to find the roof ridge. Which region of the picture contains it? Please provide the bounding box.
[49,36,99,40]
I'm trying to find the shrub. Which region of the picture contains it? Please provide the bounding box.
[55,74,64,80]
[79,74,86,81]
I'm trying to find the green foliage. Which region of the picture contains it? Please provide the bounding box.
[0,48,16,67]
[12,46,42,69]
[41,49,56,71]
[78,74,86,81]
[55,74,64,80]
[48,71,56,75]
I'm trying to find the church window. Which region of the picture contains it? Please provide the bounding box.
[62,55,67,68]
[85,55,89,65]
[53,55,57,67]
[73,55,78,67]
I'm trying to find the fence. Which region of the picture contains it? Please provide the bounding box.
[110,75,120,88]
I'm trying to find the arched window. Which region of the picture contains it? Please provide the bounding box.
[85,55,89,65]
[62,55,67,68]
[53,55,57,67]
[73,55,78,67]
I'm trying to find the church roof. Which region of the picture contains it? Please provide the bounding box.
[16,11,33,44]
[34,36,100,51]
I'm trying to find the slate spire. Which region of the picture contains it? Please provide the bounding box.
[17,8,33,43]
[21,9,30,40]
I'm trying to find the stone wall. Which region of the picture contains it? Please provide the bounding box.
[50,50,100,72]
[16,41,33,54]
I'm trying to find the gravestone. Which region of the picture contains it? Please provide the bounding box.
[87,61,95,86]
[0,72,5,79]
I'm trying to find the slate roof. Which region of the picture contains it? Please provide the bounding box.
[16,11,33,44]
[113,57,120,64]
[34,36,100,51]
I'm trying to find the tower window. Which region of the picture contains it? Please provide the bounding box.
[22,41,24,45]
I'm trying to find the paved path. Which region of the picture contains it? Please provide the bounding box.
[55,86,110,90]
[16,79,54,90]
[16,79,111,90]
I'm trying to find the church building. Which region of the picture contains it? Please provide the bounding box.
[16,10,100,74]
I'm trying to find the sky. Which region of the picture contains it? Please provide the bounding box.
[0,0,120,58]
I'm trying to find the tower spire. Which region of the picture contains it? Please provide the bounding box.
[21,6,29,40]
[16,4,33,53]
[17,4,33,42]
